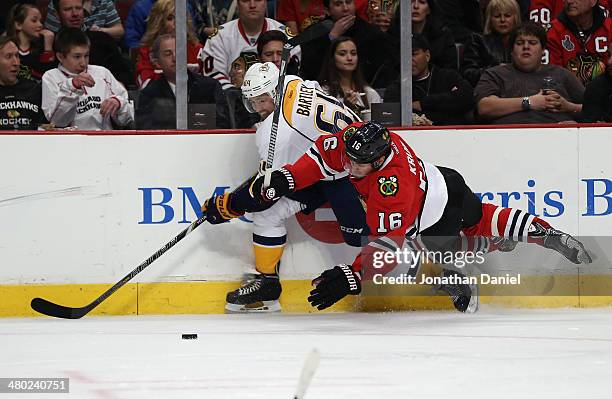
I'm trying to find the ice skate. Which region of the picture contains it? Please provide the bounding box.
[225,273,282,313]
[437,270,479,313]
[531,222,592,264]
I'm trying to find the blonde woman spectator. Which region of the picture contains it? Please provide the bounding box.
[135,0,203,88]
[5,3,56,82]
[318,36,380,121]
[462,0,521,87]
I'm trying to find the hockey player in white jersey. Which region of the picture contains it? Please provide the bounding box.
[200,0,300,90]
[200,62,366,312]
[42,28,133,130]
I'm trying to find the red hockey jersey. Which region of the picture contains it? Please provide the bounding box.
[285,124,428,273]
[546,8,612,85]
[529,0,610,30]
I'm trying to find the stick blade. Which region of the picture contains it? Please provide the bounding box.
[294,349,320,399]
[31,297,87,319]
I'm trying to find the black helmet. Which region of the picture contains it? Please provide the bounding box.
[343,121,391,164]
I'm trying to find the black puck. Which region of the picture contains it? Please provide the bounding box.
[181,333,198,340]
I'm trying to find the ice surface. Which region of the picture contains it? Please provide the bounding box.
[2,308,611,398]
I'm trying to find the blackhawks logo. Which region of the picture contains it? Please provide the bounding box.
[378,175,398,196]
[342,125,358,141]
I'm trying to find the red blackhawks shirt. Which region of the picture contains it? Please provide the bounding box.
[529,0,610,30]
[284,124,428,273]
[546,8,612,85]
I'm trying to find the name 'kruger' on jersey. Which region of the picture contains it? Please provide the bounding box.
[255,76,360,169]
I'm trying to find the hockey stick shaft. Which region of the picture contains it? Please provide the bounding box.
[31,216,207,319]
[293,349,320,399]
[263,42,293,187]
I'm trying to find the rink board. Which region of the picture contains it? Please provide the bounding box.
[0,126,611,316]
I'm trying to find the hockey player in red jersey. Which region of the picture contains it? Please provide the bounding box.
[249,121,592,313]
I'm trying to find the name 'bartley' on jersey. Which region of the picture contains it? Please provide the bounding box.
[373,273,522,285]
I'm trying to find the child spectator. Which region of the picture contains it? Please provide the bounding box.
[462,0,521,87]
[135,0,203,88]
[52,0,133,86]
[0,36,47,130]
[5,3,57,82]
[42,28,134,130]
[318,36,381,120]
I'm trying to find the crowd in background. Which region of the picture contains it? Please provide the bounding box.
[1,0,612,131]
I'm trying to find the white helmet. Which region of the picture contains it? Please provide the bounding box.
[241,62,280,113]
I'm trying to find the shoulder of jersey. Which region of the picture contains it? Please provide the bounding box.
[207,25,225,39]
[283,25,296,38]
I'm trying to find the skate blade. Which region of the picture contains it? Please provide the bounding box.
[225,300,281,313]
[465,284,479,314]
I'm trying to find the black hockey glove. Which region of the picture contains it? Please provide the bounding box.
[201,193,244,224]
[308,264,361,310]
[249,167,295,203]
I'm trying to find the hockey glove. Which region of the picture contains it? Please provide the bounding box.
[201,193,244,224]
[249,167,295,203]
[308,264,361,310]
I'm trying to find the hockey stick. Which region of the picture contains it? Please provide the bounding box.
[293,349,321,399]
[31,216,207,319]
[263,19,334,187]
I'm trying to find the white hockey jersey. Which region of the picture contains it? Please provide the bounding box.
[201,18,301,90]
[42,64,134,130]
[256,76,361,175]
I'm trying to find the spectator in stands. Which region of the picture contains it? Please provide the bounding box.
[256,29,300,74]
[582,47,612,122]
[436,0,483,45]
[462,0,521,87]
[42,28,134,130]
[384,33,474,125]
[52,0,133,86]
[136,0,203,88]
[136,34,230,129]
[475,22,584,124]
[277,0,326,33]
[0,0,36,36]
[410,0,458,70]
[124,0,200,50]
[0,36,47,130]
[45,0,125,41]
[546,0,612,86]
[528,0,610,31]
[300,0,399,88]
[6,3,57,82]
[318,36,381,120]
[190,0,239,42]
[201,0,298,90]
